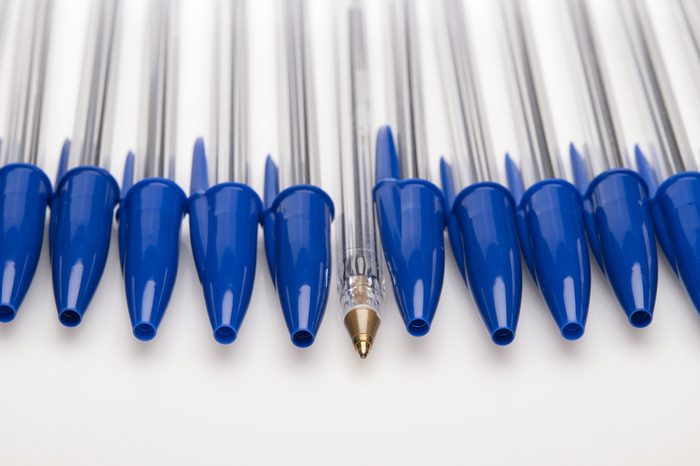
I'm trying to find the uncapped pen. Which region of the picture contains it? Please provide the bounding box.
[118,0,186,340]
[501,0,591,340]
[374,0,447,337]
[0,0,53,322]
[434,0,522,345]
[563,0,658,327]
[50,0,121,327]
[617,0,700,313]
[262,0,334,348]
[334,0,384,358]
[188,0,262,344]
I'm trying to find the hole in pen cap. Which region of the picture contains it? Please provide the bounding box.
[0,304,16,323]
[292,330,315,348]
[58,309,82,327]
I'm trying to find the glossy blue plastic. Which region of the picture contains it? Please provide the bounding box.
[373,126,446,337]
[49,144,119,326]
[188,139,262,344]
[651,171,700,312]
[262,156,334,348]
[570,145,657,327]
[118,154,186,341]
[506,155,591,340]
[440,159,522,345]
[0,163,51,322]
[633,146,700,312]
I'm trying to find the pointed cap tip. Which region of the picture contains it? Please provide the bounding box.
[491,327,515,346]
[628,308,653,328]
[291,329,315,348]
[406,318,431,337]
[58,308,83,327]
[0,303,17,323]
[561,321,585,341]
[213,325,238,344]
[133,322,157,341]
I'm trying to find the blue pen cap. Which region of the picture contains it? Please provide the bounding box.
[507,155,591,339]
[374,126,447,337]
[262,157,334,348]
[0,163,51,322]
[652,171,700,312]
[188,140,262,344]
[570,147,657,327]
[441,159,522,345]
[118,155,186,341]
[50,162,119,326]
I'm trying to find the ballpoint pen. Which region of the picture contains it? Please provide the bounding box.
[118,0,186,340]
[673,0,700,155]
[50,0,121,326]
[0,0,53,322]
[675,0,700,78]
[434,0,522,345]
[189,0,262,344]
[564,0,657,327]
[501,0,591,340]
[617,0,700,313]
[334,0,384,358]
[263,0,334,348]
[0,0,9,66]
[375,0,447,337]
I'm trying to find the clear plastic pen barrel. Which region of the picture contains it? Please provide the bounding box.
[69,0,120,170]
[675,0,700,78]
[211,0,247,184]
[137,0,179,181]
[618,0,696,177]
[435,0,498,187]
[277,0,319,189]
[1,0,53,166]
[385,0,430,180]
[501,0,563,185]
[0,0,11,65]
[673,0,700,155]
[335,0,383,358]
[564,0,626,175]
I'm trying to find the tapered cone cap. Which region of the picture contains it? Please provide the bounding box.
[453,183,522,345]
[374,179,446,336]
[189,183,262,344]
[50,167,119,326]
[517,180,591,340]
[262,186,334,348]
[119,178,186,341]
[653,172,700,313]
[0,164,51,321]
[583,170,657,327]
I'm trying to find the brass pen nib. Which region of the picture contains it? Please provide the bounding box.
[344,306,380,359]
[355,337,371,359]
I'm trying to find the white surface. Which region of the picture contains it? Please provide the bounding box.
[0,0,699,465]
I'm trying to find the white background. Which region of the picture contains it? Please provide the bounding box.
[0,0,699,465]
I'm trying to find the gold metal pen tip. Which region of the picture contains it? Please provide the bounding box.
[344,306,380,359]
[355,338,371,359]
